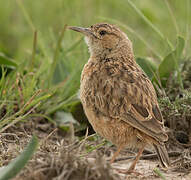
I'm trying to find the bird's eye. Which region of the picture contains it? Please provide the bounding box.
[99,30,107,36]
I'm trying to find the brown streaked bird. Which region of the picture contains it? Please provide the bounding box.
[68,23,170,173]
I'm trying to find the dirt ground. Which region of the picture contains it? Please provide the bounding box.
[0,117,191,180]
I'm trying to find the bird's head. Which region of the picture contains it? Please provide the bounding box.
[69,23,133,59]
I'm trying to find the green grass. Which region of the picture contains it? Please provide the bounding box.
[0,136,38,180]
[0,0,190,177]
[0,0,190,133]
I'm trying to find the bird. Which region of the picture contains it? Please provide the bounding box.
[68,23,170,173]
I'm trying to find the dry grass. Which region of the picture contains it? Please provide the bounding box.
[0,119,120,180]
[0,115,191,180]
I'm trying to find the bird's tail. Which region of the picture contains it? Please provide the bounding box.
[153,143,170,168]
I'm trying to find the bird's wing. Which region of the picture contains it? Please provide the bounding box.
[115,69,168,142]
[94,65,168,143]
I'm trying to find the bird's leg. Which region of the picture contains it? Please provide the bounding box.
[110,145,124,164]
[117,144,146,175]
[128,144,145,172]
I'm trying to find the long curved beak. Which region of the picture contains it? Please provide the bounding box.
[68,26,93,36]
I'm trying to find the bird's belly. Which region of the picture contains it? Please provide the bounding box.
[83,106,143,149]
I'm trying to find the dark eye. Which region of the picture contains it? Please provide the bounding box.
[99,30,107,36]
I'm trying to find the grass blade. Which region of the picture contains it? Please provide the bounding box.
[48,25,67,86]
[29,31,38,72]
[124,0,174,50]
[15,0,51,62]
[136,57,157,79]
[125,0,164,40]
[153,168,166,180]
[185,0,190,53]
[0,52,17,68]
[0,136,38,180]
[164,0,179,35]
[157,36,185,87]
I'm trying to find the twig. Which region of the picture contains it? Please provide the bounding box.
[0,102,40,133]
[43,128,58,141]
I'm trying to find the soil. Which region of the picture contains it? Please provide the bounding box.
[0,117,191,180]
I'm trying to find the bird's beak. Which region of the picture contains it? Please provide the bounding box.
[68,26,94,37]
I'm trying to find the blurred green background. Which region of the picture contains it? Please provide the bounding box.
[0,0,190,60]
